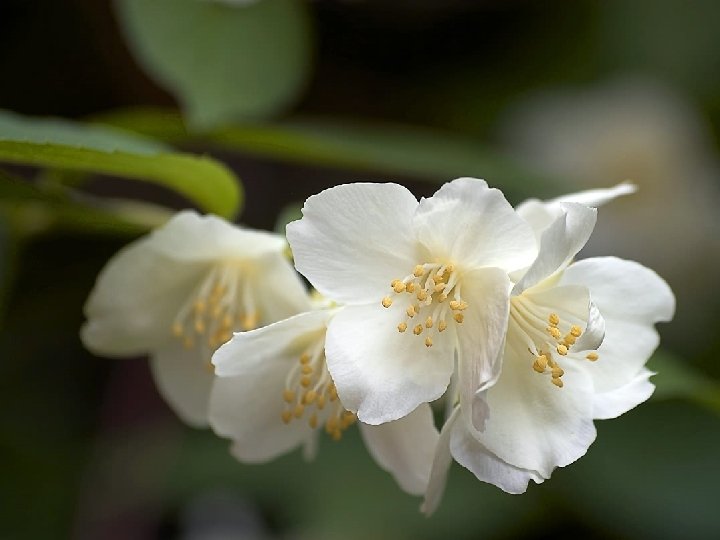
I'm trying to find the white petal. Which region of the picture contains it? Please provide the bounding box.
[593,368,655,420]
[81,238,208,356]
[548,182,637,207]
[450,412,546,494]
[421,407,458,516]
[513,203,597,294]
[150,210,287,261]
[286,183,420,304]
[358,403,439,496]
[149,340,215,428]
[212,309,332,377]
[456,267,511,430]
[415,178,537,272]
[560,257,675,392]
[209,365,311,463]
[573,299,605,352]
[325,303,454,424]
[478,337,597,476]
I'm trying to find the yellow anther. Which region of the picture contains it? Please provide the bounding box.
[551,377,564,388]
[301,365,313,375]
[563,334,577,346]
[241,313,258,330]
[172,322,184,337]
[329,385,339,401]
[570,325,583,337]
[417,289,428,301]
[547,326,562,339]
[551,366,564,378]
[316,394,326,409]
[326,417,338,432]
[438,320,447,332]
[397,322,408,333]
[391,279,401,288]
[446,264,455,273]
[549,313,560,326]
[557,344,568,356]
[331,430,342,441]
[183,336,194,349]
[413,265,424,277]
[393,281,406,293]
[425,316,434,328]
[454,313,464,324]
[283,389,296,403]
[193,300,206,313]
[304,390,317,404]
[438,293,448,302]
[586,352,599,362]
[434,282,447,292]
[211,305,223,319]
[413,324,423,335]
[533,354,548,373]
[300,376,312,387]
[406,282,416,293]
[194,319,205,334]
[381,296,393,308]
[281,410,292,424]
[425,337,433,348]
[222,314,233,329]
[293,404,305,418]
[300,354,311,364]
[449,300,461,310]
[406,305,416,318]
[308,414,318,429]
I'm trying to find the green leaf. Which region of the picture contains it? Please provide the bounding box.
[649,349,720,414]
[115,0,312,130]
[0,110,242,219]
[94,108,561,196]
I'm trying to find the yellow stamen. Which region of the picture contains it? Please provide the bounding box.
[454,313,464,324]
[413,265,424,277]
[549,313,560,326]
[586,352,599,362]
[413,324,423,335]
[406,305,416,318]
[281,410,292,424]
[425,316,433,328]
[570,325,583,337]
[381,296,393,308]
[556,344,568,356]
[283,389,296,403]
[438,320,447,332]
[425,337,433,348]
[293,404,305,418]
[397,322,408,333]
[551,377,564,388]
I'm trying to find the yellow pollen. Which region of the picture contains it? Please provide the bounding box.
[413,324,423,335]
[413,265,424,277]
[381,296,393,308]
[301,365,313,375]
[300,376,312,387]
[551,377,564,388]
[446,264,455,273]
[570,325,583,337]
[533,354,548,373]
[434,282,446,292]
[316,394,326,409]
[194,319,205,334]
[300,354,311,364]
[449,300,461,310]
[438,293,448,302]
[326,417,338,432]
[308,414,318,429]
[397,322,408,333]
[417,289,428,301]
[241,313,258,330]
[438,320,447,332]
[425,337,433,348]
[406,305,416,318]
[304,390,317,404]
[557,344,568,356]
[193,300,206,313]
[454,313,464,324]
[551,366,564,378]
[281,410,292,424]
[425,316,434,328]
[283,389,296,403]
[293,404,305,418]
[547,326,562,339]
[586,352,599,362]
[406,282,416,293]
[393,281,406,293]
[549,313,560,326]
[563,334,577,346]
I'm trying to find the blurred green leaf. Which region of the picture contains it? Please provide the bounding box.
[0,110,242,218]
[115,0,312,130]
[649,349,720,414]
[94,108,561,195]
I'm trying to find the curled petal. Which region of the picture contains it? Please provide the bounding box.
[593,368,655,420]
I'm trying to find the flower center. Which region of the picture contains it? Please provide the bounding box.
[171,263,259,369]
[280,342,356,441]
[510,297,599,388]
[381,262,468,347]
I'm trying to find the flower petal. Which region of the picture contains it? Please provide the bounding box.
[450,412,546,494]
[421,407,459,516]
[81,239,208,356]
[593,368,655,420]
[209,365,312,463]
[151,210,287,261]
[477,336,597,476]
[560,257,675,392]
[286,183,420,304]
[456,267,511,430]
[325,303,454,424]
[513,202,597,295]
[548,181,637,207]
[212,309,332,377]
[414,178,537,272]
[358,403,439,496]
[150,339,215,427]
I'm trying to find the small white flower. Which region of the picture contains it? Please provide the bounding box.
[285,179,538,425]
[422,189,675,514]
[81,210,309,427]
[210,305,439,495]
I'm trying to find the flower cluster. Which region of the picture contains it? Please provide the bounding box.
[81,178,674,513]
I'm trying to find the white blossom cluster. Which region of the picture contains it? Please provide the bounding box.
[81,178,674,513]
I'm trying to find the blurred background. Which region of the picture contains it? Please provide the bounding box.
[1,0,719,538]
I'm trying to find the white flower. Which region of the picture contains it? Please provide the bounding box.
[422,189,675,515]
[81,210,309,427]
[285,179,538,425]
[210,305,439,495]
